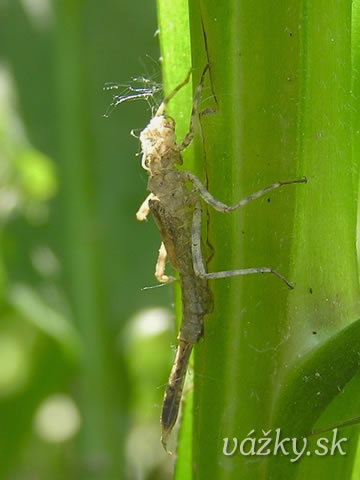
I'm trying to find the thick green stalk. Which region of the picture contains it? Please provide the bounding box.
[157,0,360,478]
[156,0,194,471]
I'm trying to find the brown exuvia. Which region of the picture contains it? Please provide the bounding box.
[134,64,306,452]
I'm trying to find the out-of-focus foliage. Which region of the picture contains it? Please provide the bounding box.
[0,1,175,479]
[0,65,56,223]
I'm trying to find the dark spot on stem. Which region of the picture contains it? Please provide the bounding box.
[309,288,313,294]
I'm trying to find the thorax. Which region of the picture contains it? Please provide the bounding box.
[148,169,195,215]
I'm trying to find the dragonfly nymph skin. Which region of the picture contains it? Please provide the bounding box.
[134,65,306,452]
[138,74,213,449]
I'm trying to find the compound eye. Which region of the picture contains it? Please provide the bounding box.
[163,114,175,128]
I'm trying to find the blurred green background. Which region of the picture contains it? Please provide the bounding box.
[0,0,175,478]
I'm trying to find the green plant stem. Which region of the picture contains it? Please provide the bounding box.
[157,0,194,469]
[158,0,360,478]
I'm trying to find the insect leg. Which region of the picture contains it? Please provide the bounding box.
[136,193,156,221]
[177,64,210,152]
[155,69,192,117]
[155,242,176,283]
[191,202,294,289]
[185,171,307,213]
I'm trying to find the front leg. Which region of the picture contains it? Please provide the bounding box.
[191,202,294,289]
[136,193,156,221]
[176,64,210,152]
